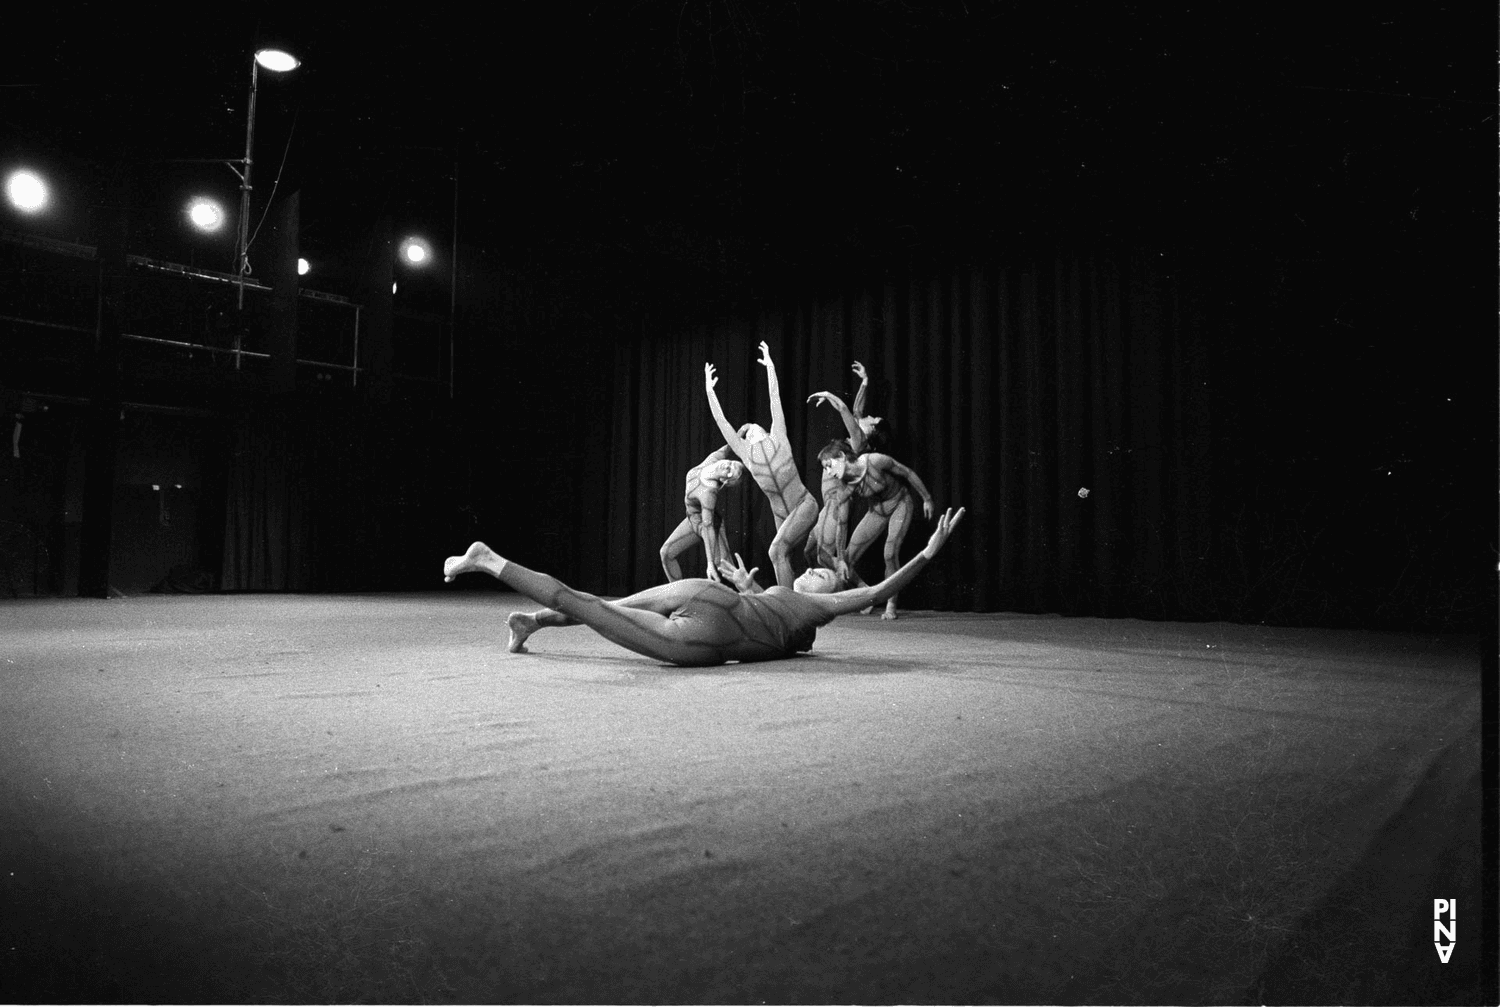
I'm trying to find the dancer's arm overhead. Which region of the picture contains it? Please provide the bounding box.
[806,390,863,449]
[756,341,789,442]
[851,360,870,423]
[705,363,748,458]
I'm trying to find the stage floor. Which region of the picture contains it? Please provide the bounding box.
[0,593,1486,1004]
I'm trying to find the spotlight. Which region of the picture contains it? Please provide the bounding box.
[297,257,310,276]
[254,49,300,73]
[399,236,433,267]
[5,169,48,213]
[186,196,226,233]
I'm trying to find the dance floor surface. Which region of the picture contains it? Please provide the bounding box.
[0,593,1486,1004]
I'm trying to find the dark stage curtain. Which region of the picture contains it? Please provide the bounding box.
[222,404,312,591]
[221,393,468,593]
[600,247,1216,618]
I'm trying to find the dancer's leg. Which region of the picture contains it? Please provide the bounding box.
[844,511,888,613]
[508,577,723,652]
[658,516,697,581]
[445,543,735,665]
[505,609,576,652]
[879,494,916,620]
[767,496,819,588]
[844,510,886,567]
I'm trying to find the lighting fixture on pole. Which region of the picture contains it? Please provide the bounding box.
[4,169,49,214]
[232,47,300,309]
[399,236,433,267]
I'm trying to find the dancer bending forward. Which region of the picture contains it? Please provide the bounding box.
[660,446,745,582]
[443,508,965,667]
[819,439,936,620]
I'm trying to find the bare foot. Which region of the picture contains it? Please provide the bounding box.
[506,611,538,653]
[444,541,499,582]
[881,601,898,621]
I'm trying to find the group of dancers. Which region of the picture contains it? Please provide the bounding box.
[444,342,965,666]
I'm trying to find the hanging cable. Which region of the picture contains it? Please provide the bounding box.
[245,109,299,260]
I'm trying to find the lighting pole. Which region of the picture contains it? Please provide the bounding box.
[232,48,299,311]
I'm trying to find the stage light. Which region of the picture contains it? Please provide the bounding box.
[186,196,226,233]
[399,236,433,267]
[5,169,48,213]
[254,49,300,73]
[297,257,310,275]
[233,47,301,309]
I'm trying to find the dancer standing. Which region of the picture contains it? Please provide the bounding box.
[704,341,818,588]
[804,360,885,586]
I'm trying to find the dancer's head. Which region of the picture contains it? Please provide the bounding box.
[709,459,745,485]
[738,422,769,445]
[793,567,840,594]
[818,438,857,480]
[793,557,854,594]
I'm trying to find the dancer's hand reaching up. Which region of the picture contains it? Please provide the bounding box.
[716,553,761,594]
[921,507,967,560]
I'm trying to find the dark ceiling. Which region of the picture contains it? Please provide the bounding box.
[2,4,1490,305]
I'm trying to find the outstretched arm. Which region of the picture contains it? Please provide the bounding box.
[809,507,966,618]
[807,390,861,444]
[757,341,788,441]
[705,363,747,457]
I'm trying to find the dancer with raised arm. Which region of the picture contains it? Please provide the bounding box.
[442,508,965,667]
[818,439,936,620]
[806,360,884,455]
[803,360,888,588]
[704,341,818,588]
[659,446,745,582]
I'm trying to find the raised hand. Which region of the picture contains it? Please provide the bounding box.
[757,340,773,370]
[716,553,761,593]
[807,390,836,408]
[920,507,966,560]
[923,499,935,520]
[851,360,868,381]
[704,362,718,390]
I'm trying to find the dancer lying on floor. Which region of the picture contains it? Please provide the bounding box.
[442,507,965,667]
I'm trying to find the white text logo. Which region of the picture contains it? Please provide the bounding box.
[1433,899,1456,963]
